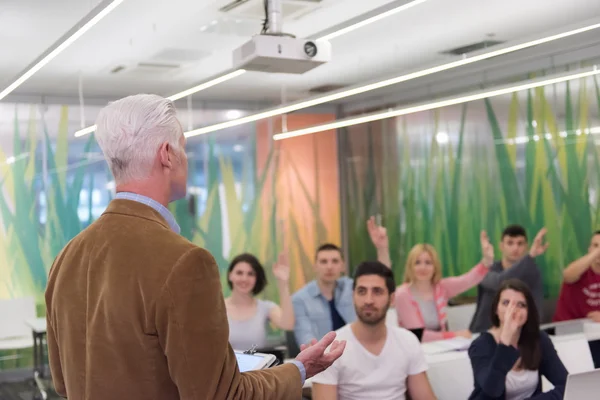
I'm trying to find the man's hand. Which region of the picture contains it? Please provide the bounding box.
[367,216,389,250]
[296,332,346,379]
[480,231,494,267]
[587,311,600,323]
[529,228,549,258]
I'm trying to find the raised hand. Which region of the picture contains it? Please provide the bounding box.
[296,332,346,379]
[272,252,290,283]
[480,231,494,267]
[529,228,549,258]
[500,302,522,347]
[367,216,388,250]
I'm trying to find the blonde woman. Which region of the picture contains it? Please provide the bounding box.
[393,233,494,342]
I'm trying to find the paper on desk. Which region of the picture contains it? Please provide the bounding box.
[422,337,473,355]
[583,321,600,341]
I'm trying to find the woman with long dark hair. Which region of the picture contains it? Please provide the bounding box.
[225,252,295,350]
[468,279,567,400]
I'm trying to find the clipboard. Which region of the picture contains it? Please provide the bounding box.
[234,350,278,372]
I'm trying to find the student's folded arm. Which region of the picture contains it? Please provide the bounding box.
[422,328,455,342]
[155,247,302,400]
[292,296,318,347]
[479,255,536,291]
[468,337,520,398]
[530,333,568,400]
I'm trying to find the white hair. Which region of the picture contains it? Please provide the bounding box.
[95,94,182,184]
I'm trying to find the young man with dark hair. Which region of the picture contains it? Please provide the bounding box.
[469,225,548,332]
[292,243,355,348]
[312,261,436,400]
[553,231,600,323]
[292,219,392,346]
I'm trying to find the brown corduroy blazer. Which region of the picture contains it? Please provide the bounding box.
[45,199,301,399]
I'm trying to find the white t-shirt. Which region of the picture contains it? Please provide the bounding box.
[311,324,428,400]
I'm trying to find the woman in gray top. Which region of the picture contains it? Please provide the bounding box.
[225,252,295,350]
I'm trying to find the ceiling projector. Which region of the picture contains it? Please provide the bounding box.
[233,35,331,74]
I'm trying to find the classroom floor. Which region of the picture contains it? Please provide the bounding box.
[0,379,60,400]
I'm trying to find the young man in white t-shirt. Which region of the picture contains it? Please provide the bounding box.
[312,261,436,400]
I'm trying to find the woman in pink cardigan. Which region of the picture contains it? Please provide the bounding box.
[367,218,494,341]
[393,234,494,342]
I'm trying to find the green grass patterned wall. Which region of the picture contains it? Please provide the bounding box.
[344,77,600,299]
[0,106,337,368]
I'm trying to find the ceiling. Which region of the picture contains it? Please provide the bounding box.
[2,0,600,107]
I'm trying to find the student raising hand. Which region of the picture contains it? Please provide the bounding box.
[529,228,549,258]
[480,231,495,267]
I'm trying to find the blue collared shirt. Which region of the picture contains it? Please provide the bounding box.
[113,192,306,383]
[292,277,357,347]
[115,192,181,234]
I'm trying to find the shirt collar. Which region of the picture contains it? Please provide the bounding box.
[307,277,348,298]
[115,192,181,234]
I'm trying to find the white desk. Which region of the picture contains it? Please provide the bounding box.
[25,318,47,334]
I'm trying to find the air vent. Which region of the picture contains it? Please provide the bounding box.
[309,84,346,94]
[150,48,211,64]
[441,40,504,56]
[110,65,126,74]
[137,62,179,69]
[219,0,322,21]
[107,62,181,77]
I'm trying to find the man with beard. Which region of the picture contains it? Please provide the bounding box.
[311,261,436,400]
[293,218,391,348]
[553,231,600,323]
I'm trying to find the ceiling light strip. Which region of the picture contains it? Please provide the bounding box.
[184,19,600,138]
[74,68,247,137]
[167,69,247,101]
[0,0,125,102]
[272,67,600,140]
[317,0,429,41]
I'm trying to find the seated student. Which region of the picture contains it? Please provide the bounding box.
[468,279,567,400]
[312,261,436,400]
[393,232,494,342]
[553,230,600,323]
[470,225,548,333]
[225,252,294,350]
[292,236,391,347]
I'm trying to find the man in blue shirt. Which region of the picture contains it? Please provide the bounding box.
[292,217,391,347]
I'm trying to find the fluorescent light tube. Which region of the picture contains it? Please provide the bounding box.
[0,0,125,102]
[184,19,600,139]
[167,69,246,101]
[318,0,429,41]
[74,68,247,137]
[272,67,600,140]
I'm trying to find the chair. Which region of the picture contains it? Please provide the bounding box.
[543,333,595,391]
[285,331,300,358]
[446,303,476,332]
[0,297,36,360]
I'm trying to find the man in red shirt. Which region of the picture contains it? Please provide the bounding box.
[553,231,600,322]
